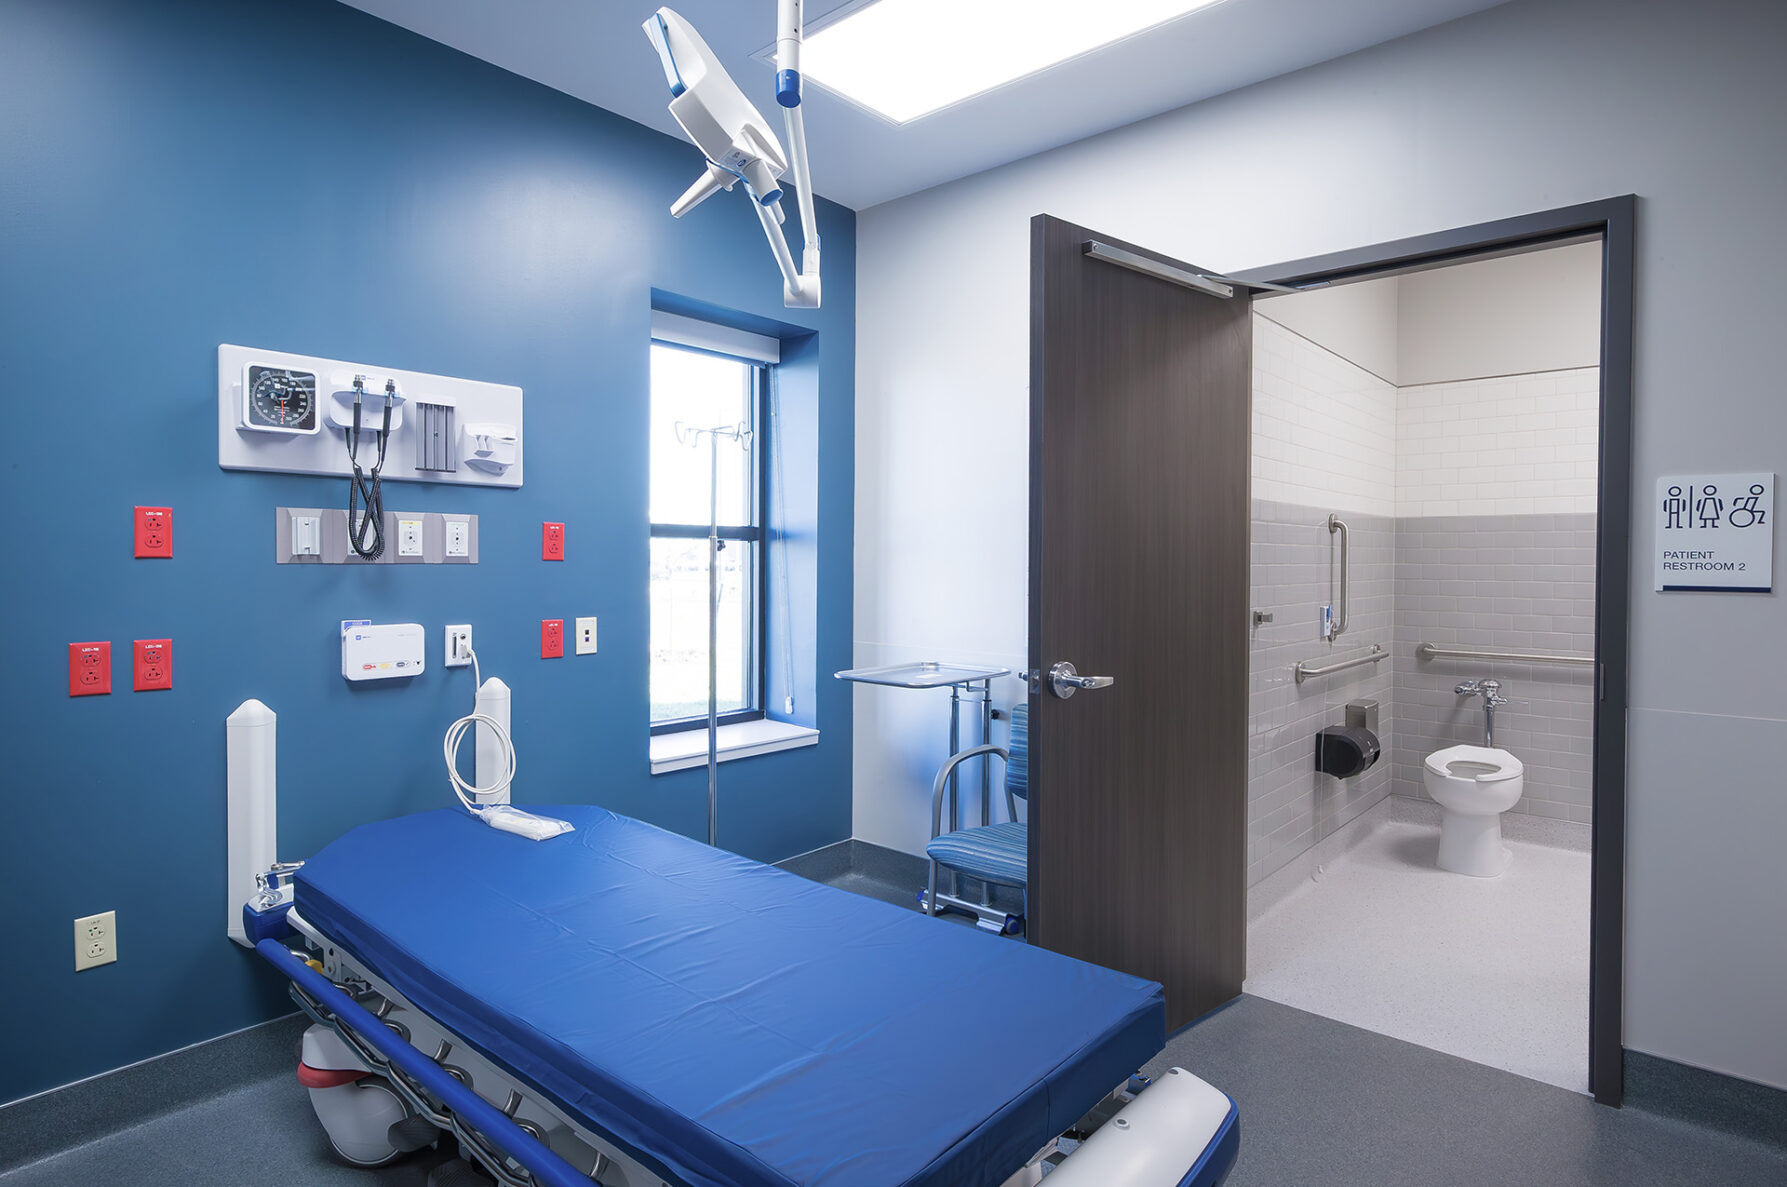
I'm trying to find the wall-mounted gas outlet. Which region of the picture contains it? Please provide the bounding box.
[542,522,565,561]
[444,519,471,558]
[445,624,473,668]
[397,517,425,557]
[68,642,111,697]
[74,910,116,971]
[575,616,598,655]
[541,619,564,659]
[134,506,173,558]
[133,639,172,691]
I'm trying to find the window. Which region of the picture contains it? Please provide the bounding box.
[649,342,764,731]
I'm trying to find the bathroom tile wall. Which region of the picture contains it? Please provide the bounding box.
[1250,500,1396,884]
[1397,369,1600,517]
[1391,514,1597,821]
[1390,370,1600,824]
[1248,315,1601,876]
[1248,316,1399,886]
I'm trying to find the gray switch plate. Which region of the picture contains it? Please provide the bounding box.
[275,507,479,564]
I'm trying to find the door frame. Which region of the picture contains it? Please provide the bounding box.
[1231,195,1636,1107]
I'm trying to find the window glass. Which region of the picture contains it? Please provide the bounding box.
[649,345,755,528]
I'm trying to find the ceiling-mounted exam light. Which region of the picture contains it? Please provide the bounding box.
[799,0,1228,124]
[644,3,821,308]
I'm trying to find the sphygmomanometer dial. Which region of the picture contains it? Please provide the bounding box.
[244,366,319,434]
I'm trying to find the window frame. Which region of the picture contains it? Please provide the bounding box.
[648,345,769,735]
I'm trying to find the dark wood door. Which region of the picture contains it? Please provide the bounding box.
[1027,215,1250,1029]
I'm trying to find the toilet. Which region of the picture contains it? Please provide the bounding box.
[1422,745,1525,877]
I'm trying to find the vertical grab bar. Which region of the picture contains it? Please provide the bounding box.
[1325,513,1350,641]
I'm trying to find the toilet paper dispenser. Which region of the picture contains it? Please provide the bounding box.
[1315,725,1380,778]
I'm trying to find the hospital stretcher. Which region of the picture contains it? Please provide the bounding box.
[247,805,1239,1187]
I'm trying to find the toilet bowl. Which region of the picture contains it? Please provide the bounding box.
[1422,744,1524,877]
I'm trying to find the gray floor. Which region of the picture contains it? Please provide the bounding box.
[5,865,1782,1187]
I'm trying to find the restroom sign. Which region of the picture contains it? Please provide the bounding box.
[1654,473,1773,592]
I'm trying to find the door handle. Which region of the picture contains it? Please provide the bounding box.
[1049,661,1115,699]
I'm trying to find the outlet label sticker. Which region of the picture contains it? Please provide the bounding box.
[1655,473,1773,592]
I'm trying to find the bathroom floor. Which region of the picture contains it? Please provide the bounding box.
[1245,818,1591,1093]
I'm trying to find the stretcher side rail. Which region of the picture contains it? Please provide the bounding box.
[256,939,594,1187]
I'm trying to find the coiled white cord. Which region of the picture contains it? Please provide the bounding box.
[444,650,516,811]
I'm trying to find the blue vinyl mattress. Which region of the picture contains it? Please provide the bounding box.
[293,807,1164,1187]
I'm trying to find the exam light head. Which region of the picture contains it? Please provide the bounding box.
[644,8,788,215]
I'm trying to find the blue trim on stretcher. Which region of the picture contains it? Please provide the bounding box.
[241,901,294,946]
[1179,1095,1240,1187]
[254,939,591,1187]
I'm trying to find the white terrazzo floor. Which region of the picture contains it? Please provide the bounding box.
[1245,819,1592,1093]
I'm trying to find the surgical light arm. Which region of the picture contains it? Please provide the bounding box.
[644,5,820,308]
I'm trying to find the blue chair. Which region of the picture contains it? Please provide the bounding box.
[923,704,1028,934]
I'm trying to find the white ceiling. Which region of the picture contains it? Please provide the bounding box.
[339,0,1510,210]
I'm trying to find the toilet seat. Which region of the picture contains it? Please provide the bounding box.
[1423,744,1524,782]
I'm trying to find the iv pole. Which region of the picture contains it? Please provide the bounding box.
[676,420,752,846]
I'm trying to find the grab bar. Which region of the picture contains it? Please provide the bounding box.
[1294,643,1385,684]
[1324,514,1349,641]
[1416,642,1593,667]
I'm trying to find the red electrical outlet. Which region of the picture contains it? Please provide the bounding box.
[542,522,565,561]
[541,619,564,659]
[134,506,173,558]
[133,639,173,691]
[68,642,112,697]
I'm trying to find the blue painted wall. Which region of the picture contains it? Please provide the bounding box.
[0,0,854,1103]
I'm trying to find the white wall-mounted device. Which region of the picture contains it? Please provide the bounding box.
[218,345,524,488]
[226,698,277,947]
[341,621,426,681]
[463,420,519,477]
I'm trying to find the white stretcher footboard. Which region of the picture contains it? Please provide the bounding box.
[1044,1067,1238,1187]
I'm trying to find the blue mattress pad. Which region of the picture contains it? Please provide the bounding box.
[293,806,1164,1187]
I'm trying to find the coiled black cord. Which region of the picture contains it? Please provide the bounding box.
[346,380,392,560]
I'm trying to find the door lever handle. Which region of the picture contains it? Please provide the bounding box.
[1049,661,1115,699]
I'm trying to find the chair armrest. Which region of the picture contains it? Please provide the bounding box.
[932,744,1008,840]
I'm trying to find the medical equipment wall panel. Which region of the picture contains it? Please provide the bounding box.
[217,345,524,488]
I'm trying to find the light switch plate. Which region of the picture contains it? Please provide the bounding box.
[575,616,598,655]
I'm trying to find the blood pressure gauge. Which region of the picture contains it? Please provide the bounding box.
[242,365,320,435]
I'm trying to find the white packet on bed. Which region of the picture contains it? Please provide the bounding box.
[476,805,575,841]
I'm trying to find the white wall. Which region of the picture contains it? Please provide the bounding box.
[855,0,1787,1090]
[1399,241,1605,384]
[1257,280,1401,384]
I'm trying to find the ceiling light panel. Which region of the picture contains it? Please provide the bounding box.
[800,0,1226,124]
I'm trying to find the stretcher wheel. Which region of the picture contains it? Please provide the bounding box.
[311,1077,412,1167]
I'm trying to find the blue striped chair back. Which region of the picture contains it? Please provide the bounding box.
[1006,704,1029,801]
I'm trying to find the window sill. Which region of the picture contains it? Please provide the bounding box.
[649,720,819,775]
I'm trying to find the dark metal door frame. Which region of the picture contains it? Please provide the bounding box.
[1231,195,1637,1107]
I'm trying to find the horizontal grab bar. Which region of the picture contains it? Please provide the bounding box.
[1415,642,1594,667]
[1294,643,1385,684]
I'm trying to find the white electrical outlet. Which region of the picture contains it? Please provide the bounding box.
[74,910,116,972]
[575,617,598,655]
[444,519,471,558]
[397,518,424,557]
[445,624,473,668]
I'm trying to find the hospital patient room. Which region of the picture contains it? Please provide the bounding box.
[6,1,1787,1184]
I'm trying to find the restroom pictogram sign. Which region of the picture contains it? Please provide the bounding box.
[1655,472,1774,593]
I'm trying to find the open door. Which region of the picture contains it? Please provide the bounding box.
[1027,215,1250,1028]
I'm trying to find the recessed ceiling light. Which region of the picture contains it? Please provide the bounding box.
[798,0,1227,124]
